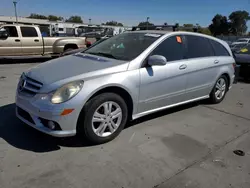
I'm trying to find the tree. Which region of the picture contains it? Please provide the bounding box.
[102,21,123,26]
[48,15,63,21]
[209,14,230,36]
[27,13,48,20]
[229,10,249,35]
[183,24,194,27]
[199,27,212,35]
[65,16,83,23]
[138,21,154,30]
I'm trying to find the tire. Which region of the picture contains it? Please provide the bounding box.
[209,75,229,104]
[77,93,128,144]
[243,75,250,82]
[64,48,74,52]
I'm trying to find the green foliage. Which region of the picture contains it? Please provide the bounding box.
[48,15,63,21]
[199,27,212,35]
[102,21,123,26]
[209,14,230,36]
[65,16,83,23]
[209,11,249,36]
[229,10,249,34]
[183,24,194,27]
[27,13,48,20]
[137,21,154,30]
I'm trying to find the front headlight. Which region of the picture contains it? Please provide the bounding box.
[51,80,84,104]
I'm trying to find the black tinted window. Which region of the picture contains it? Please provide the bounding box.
[3,26,18,37]
[185,35,214,58]
[21,27,38,37]
[210,40,230,56]
[151,36,184,61]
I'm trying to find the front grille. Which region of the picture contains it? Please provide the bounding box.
[17,107,35,124]
[18,76,43,97]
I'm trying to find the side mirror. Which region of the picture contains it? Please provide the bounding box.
[0,30,9,39]
[148,55,167,66]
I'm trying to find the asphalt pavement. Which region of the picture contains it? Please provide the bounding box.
[0,63,250,188]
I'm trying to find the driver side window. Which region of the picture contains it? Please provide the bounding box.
[151,35,185,62]
[3,26,18,37]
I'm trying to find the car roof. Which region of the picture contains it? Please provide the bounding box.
[1,24,38,27]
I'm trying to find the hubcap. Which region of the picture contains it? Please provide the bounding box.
[92,101,122,137]
[215,78,226,100]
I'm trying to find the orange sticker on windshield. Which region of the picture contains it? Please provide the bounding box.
[176,36,182,43]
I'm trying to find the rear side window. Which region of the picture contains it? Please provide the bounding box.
[20,27,38,37]
[151,35,185,62]
[185,35,214,58]
[209,40,230,56]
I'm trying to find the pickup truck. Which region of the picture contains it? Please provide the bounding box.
[0,24,86,57]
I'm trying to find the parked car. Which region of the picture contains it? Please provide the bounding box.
[16,31,235,144]
[0,25,86,57]
[231,38,250,47]
[234,44,250,81]
[59,36,110,57]
[231,43,248,53]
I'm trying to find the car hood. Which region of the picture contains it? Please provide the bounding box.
[25,53,128,85]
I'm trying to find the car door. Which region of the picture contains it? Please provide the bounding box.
[20,26,43,55]
[0,26,22,56]
[182,34,218,100]
[138,35,188,114]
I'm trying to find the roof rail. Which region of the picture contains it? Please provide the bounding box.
[131,24,199,32]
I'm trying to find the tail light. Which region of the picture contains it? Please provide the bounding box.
[232,63,236,69]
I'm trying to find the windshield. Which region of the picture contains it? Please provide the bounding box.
[237,39,248,42]
[83,32,163,61]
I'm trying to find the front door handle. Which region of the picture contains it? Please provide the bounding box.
[34,39,39,42]
[179,64,187,70]
[15,39,20,42]
[214,60,219,64]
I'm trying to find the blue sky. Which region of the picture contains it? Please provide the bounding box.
[1,0,250,29]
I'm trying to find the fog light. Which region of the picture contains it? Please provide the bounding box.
[48,121,56,130]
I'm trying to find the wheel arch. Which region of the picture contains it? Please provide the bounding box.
[77,85,135,132]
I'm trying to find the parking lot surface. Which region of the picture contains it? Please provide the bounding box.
[0,63,250,188]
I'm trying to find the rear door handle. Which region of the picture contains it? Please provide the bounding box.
[15,39,20,42]
[179,64,187,70]
[214,60,219,64]
[34,39,39,42]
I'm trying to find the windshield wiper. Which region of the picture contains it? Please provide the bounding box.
[86,52,118,59]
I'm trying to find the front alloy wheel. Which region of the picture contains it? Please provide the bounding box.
[77,93,128,144]
[92,101,122,137]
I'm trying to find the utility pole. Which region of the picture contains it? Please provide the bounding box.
[13,1,18,24]
[146,17,150,30]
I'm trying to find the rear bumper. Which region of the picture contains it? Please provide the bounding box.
[233,65,241,84]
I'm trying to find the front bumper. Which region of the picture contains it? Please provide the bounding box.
[15,93,78,137]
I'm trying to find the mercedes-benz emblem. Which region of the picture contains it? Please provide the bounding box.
[19,79,26,92]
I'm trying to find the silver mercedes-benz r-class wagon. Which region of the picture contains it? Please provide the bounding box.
[16,30,236,144]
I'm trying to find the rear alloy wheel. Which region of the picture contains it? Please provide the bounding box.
[78,93,128,144]
[209,75,228,104]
